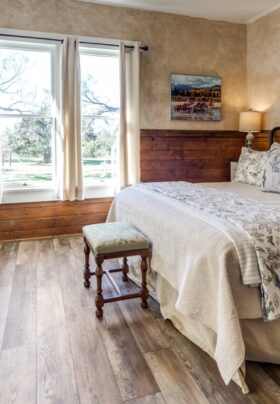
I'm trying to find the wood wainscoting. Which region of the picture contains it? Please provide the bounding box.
[252,131,272,151]
[0,198,113,242]
[1,129,272,242]
[141,129,248,183]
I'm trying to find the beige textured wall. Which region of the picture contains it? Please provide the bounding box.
[0,0,247,130]
[247,9,280,130]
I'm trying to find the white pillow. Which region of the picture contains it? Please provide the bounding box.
[234,147,268,186]
[262,142,280,193]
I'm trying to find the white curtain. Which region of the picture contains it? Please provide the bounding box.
[61,36,84,201]
[118,41,140,190]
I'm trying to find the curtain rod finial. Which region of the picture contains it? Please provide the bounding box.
[141,45,149,52]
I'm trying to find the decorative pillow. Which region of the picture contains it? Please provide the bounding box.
[262,142,280,193]
[234,147,268,186]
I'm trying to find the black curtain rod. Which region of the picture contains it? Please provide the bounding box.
[79,41,148,51]
[0,33,63,43]
[0,34,149,51]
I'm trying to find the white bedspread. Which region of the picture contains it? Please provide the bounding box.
[139,181,280,321]
[137,183,261,287]
[108,182,273,384]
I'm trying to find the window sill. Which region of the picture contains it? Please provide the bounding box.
[2,188,59,204]
[2,185,115,204]
[84,185,115,199]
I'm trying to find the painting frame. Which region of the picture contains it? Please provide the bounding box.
[170,73,222,121]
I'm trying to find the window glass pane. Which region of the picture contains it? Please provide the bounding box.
[0,117,53,189]
[82,117,118,187]
[80,50,120,189]
[0,47,52,115]
[80,53,119,116]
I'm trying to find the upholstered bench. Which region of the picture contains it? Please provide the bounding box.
[83,222,151,317]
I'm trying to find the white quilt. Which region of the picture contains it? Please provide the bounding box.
[107,182,268,384]
[139,181,280,321]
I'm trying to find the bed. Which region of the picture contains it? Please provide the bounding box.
[107,129,280,393]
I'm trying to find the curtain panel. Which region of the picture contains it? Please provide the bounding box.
[61,36,84,201]
[118,42,140,191]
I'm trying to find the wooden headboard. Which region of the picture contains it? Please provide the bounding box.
[270,127,280,146]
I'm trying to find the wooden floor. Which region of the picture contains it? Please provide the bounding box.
[0,237,280,404]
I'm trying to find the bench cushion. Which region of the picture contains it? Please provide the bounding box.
[83,222,150,256]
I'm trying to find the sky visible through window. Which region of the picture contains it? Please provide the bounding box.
[80,52,120,116]
[0,48,51,115]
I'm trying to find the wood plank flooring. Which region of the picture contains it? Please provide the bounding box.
[0,237,279,404]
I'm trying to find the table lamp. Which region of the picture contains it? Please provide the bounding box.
[239,110,261,148]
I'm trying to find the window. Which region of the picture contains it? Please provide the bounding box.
[80,47,120,189]
[0,36,121,202]
[0,39,59,191]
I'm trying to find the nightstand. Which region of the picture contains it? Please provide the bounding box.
[230,159,238,181]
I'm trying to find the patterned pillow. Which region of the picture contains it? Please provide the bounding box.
[234,147,268,186]
[262,142,280,193]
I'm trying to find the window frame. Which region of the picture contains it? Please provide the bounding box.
[0,37,61,194]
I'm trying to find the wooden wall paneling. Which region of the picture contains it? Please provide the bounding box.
[247,130,280,151]
[140,130,247,183]
[0,199,112,221]
[0,198,113,242]
[0,213,106,233]
[253,131,271,151]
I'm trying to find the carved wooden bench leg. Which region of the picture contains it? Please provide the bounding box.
[140,253,149,309]
[83,238,91,288]
[122,256,129,282]
[95,256,105,318]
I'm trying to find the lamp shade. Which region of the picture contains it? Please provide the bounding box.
[239,111,261,132]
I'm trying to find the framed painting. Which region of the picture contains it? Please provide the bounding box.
[171,74,221,121]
